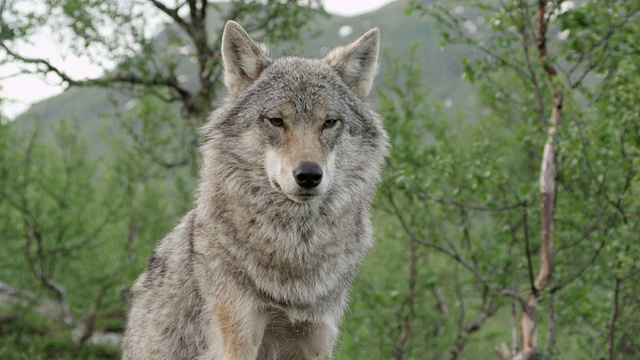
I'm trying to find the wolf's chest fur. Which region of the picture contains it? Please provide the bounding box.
[194,186,372,317]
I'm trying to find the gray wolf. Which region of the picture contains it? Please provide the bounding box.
[122,21,388,360]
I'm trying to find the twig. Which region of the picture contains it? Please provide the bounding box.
[387,187,525,306]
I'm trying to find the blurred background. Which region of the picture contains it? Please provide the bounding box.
[0,0,638,359]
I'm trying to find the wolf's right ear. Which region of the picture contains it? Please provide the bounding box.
[221,21,271,96]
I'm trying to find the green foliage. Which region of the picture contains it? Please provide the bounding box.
[1,120,99,287]
[377,1,640,359]
[0,83,198,360]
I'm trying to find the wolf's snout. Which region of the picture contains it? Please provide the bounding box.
[293,162,323,189]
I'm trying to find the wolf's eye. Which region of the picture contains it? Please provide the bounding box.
[323,119,339,129]
[268,118,284,127]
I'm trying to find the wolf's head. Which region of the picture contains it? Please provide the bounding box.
[202,21,388,206]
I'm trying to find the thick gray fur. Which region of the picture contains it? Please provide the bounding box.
[122,21,389,360]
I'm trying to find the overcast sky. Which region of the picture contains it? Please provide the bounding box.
[0,0,397,119]
[324,0,395,16]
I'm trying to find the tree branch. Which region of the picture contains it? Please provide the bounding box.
[1,41,195,112]
[387,186,525,306]
[515,0,547,129]
[148,0,193,37]
[608,276,621,360]
[416,191,527,212]
[448,299,497,360]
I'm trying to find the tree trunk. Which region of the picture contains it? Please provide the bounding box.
[503,1,563,358]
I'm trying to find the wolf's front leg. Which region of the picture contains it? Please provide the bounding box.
[209,299,267,360]
[296,321,339,360]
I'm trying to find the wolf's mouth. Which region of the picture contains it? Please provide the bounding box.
[286,191,319,203]
[270,180,320,203]
[279,188,318,203]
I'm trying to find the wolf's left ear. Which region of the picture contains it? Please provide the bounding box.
[221,21,271,96]
[324,28,380,98]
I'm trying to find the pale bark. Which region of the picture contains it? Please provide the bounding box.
[508,0,563,357]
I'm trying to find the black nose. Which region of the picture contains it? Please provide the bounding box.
[293,162,323,189]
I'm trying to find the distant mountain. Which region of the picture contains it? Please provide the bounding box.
[13,0,473,154]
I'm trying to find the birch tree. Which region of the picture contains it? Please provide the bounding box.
[372,1,640,358]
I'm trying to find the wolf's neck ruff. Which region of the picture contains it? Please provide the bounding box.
[191,29,387,315]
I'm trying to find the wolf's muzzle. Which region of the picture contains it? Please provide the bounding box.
[293,162,323,189]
